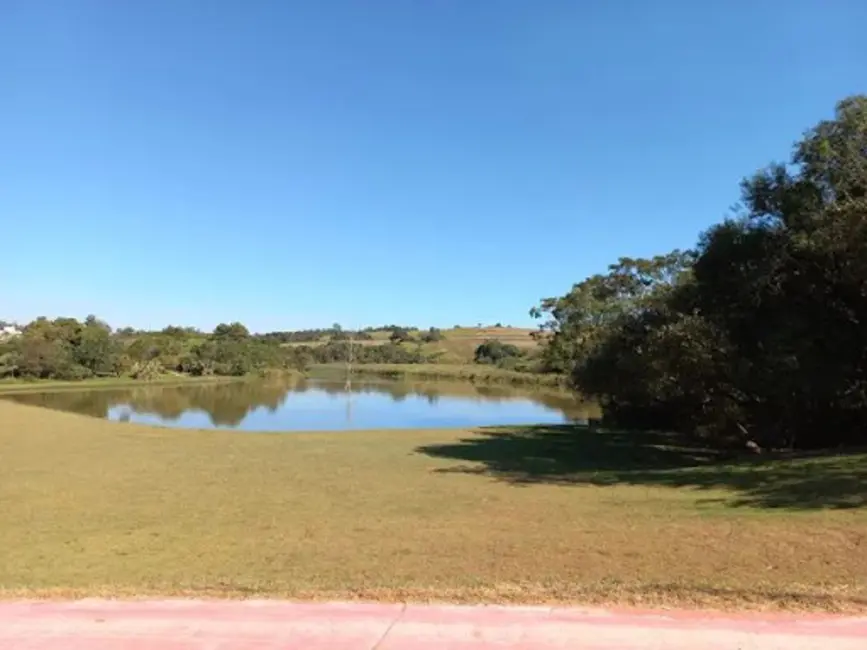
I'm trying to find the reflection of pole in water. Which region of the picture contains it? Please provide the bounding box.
[345,333,353,424]
[344,332,353,389]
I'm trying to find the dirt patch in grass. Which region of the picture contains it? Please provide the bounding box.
[1,400,865,612]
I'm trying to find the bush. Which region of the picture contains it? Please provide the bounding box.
[388,327,412,343]
[420,327,444,343]
[297,341,430,365]
[474,340,522,366]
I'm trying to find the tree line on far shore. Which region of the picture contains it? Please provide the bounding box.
[0,318,533,381]
[531,96,867,451]
[0,318,309,380]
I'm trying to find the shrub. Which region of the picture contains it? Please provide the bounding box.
[420,327,444,343]
[474,340,522,366]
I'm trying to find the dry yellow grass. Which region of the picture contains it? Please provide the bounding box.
[280,327,542,364]
[423,327,540,364]
[1,399,866,612]
[446,326,539,347]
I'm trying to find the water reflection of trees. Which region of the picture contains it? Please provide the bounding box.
[303,378,600,420]
[7,379,295,427]
[7,390,116,419]
[7,376,600,427]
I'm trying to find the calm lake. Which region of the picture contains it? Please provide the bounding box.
[4,376,599,431]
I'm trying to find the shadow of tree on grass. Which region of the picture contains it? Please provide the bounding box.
[416,425,867,511]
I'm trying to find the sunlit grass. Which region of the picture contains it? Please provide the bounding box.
[2,399,866,611]
[281,326,542,364]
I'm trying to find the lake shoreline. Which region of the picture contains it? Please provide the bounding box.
[311,363,569,387]
[0,365,567,397]
[0,374,256,395]
[2,372,594,432]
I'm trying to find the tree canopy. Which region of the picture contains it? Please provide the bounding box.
[420,327,444,343]
[533,95,867,450]
[0,317,306,381]
[474,340,522,365]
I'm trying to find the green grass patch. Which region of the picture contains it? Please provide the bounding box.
[0,374,251,395]
[1,400,866,611]
[333,363,567,387]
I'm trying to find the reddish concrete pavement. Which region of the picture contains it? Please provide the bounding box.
[2,600,866,649]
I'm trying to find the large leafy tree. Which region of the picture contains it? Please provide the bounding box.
[536,95,867,449]
[213,322,250,341]
[691,96,867,448]
[530,250,695,373]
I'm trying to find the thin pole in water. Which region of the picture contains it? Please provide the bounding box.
[345,332,353,423]
[345,333,353,388]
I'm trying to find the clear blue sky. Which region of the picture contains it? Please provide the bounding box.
[2,1,865,332]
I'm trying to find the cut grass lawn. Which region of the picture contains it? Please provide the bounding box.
[1,399,866,612]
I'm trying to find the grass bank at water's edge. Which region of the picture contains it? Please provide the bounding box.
[314,363,568,387]
[0,373,301,395]
[0,365,557,395]
[1,399,866,611]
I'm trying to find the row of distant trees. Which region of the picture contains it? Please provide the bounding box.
[258,324,445,344]
[0,318,307,381]
[531,95,867,451]
[0,315,531,381]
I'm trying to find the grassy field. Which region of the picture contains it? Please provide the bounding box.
[422,327,539,364]
[2,400,866,611]
[284,326,541,364]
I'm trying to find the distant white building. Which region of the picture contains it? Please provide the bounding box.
[0,325,21,339]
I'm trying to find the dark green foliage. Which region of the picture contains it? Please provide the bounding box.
[389,326,412,343]
[161,325,201,338]
[212,322,250,341]
[364,324,417,333]
[259,330,323,343]
[420,327,444,343]
[258,328,373,343]
[2,317,306,381]
[74,321,120,376]
[534,95,867,451]
[297,341,429,365]
[2,316,123,380]
[474,340,523,368]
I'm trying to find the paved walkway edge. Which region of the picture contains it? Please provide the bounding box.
[2,599,866,649]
